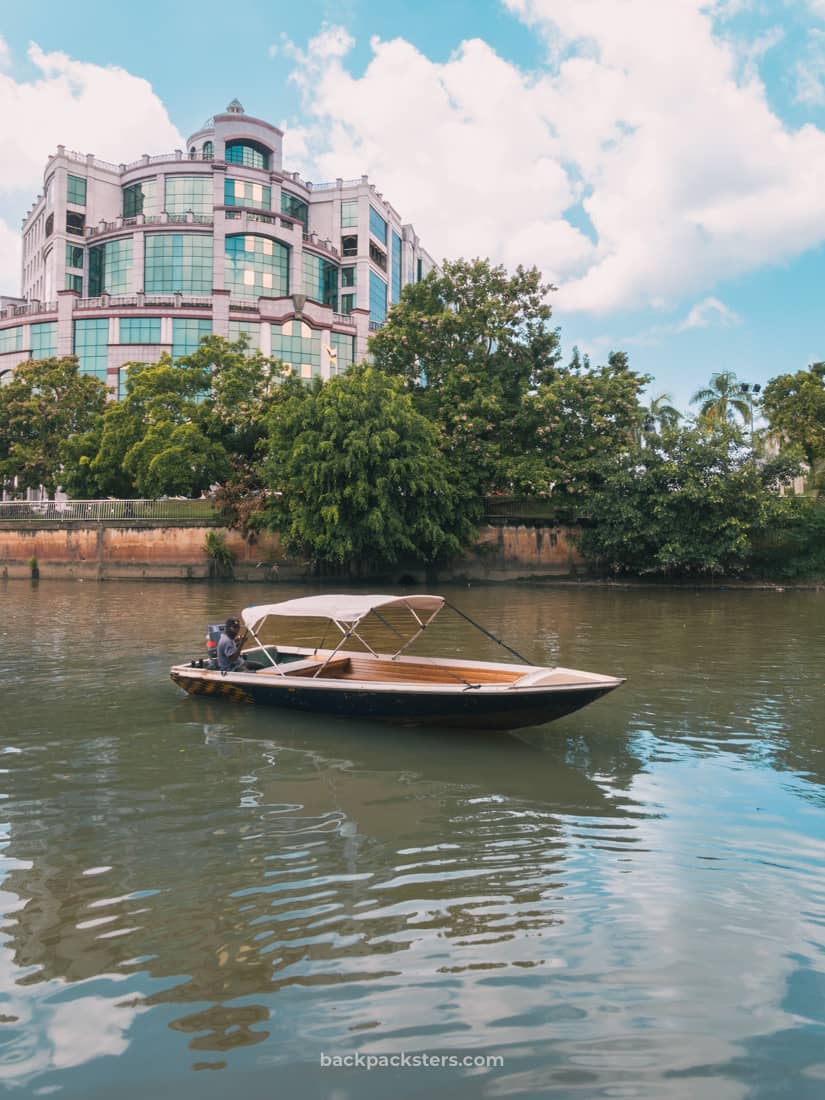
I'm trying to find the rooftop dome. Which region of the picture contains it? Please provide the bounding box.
[226,98,245,114]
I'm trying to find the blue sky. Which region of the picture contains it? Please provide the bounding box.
[1,0,824,412]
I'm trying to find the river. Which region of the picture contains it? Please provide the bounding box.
[1,579,824,1099]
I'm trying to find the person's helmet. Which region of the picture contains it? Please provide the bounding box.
[225,615,241,630]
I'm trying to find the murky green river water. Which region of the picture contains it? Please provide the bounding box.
[1,579,824,1099]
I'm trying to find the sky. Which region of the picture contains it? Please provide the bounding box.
[1,0,824,411]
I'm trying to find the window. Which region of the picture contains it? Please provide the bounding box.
[331,331,355,373]
[73,318,109,379]
[164,176,212,216]
[30,322,57,359]
[123,179,158,218]
[228,320,261,354]
[66,212,85,236]
[144,233,213,294]
[391,231,402,303]
[45,213,54,238]
[172,318,211,360]
[417,258,423,282]
[88,238,133,295]
[341,266,356,287]
[270,319,321,379]
[225,178,272,211]
[369,240,387,271]
[203,140,213,160]
[66,245,84,269]
[65,273,83,293]
[67,175,87,206]
[341,200,358,228]
[342,235,358,257]
[225,140,270,170]
[0,326,22,354]
[369,271,387,325]
[281,192,309,231]
[340,293,355,315]
[303,251,338,311]
[120,316,161,344]
[225,234,289,299]
[369,206,387,244]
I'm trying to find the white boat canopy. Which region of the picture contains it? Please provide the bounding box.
[242,594,445,634]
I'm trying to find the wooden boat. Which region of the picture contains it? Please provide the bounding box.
[170,594,624,731]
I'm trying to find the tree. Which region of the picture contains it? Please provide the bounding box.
[641,391,681,435]
[261,364,475,568]
[690,371,751,426]
[0,357,107,498]
[761,362,825,474]
[581,423,791,576]
[61,355,227,498]
[370,259,561,496]
[501,349,648,511]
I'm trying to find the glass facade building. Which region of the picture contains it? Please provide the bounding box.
[5,100,433,394]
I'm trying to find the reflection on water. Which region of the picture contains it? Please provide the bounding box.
[1,580,824,1098]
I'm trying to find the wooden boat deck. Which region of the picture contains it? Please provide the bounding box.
[254,654,597,688]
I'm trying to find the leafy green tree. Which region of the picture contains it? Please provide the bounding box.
[61,355,226,498]
[500,350,648,511]
[761,362,825,474]
[262,364,475,568]
[370,259,561,496]
[0,357,107,498]
[581,423,791,576]
[691,370,750,426]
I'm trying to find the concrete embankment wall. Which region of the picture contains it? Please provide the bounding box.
[0,521,585,582]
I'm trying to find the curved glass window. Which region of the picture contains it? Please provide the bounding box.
[73,318,109,380]
[303,251,338,311]
[282,192,308,231]
[203,140,213,160]
[164,176,212,216]
[225,140,270,170]
[0,326,22,354]
[391,231,402,303]
[270,320,321,379]
[225,234,288,299]
[144,233,213,293]
[88,238,133,295]
[172,319,211,360]
[120,317,161,344]
[31,322,57,360]
[123,178,158,218]
[330,331,355,375]
[225,178,271,211]
[228,320,261,354]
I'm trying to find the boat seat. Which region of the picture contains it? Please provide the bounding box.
[284,656,352,678]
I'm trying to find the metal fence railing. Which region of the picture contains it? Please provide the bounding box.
[0,499,218,523]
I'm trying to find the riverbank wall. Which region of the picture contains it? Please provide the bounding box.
[0,520,585,583]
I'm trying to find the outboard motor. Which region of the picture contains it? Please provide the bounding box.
[205,623,223,669]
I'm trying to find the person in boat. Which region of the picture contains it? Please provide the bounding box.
[217,616,250,672]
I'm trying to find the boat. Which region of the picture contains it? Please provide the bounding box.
[170,594,624,731]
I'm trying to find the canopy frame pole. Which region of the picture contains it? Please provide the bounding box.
[443,601,537,666]
[246,623,284,672]
[386,604,443,661]
[311,617,381,677]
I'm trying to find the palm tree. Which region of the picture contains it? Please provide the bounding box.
[690,371,751,426]
[642,392,681,434]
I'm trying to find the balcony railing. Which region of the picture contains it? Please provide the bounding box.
[0,301,57,321]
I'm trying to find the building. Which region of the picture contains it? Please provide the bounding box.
[0,100,434,391]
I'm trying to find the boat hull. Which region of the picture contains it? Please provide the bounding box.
[169,667,620,731]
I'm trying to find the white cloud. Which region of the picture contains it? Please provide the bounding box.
[677,296,742,330]
[279,6,825,316]
[794,28,825,105]
[0,41,183,196]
